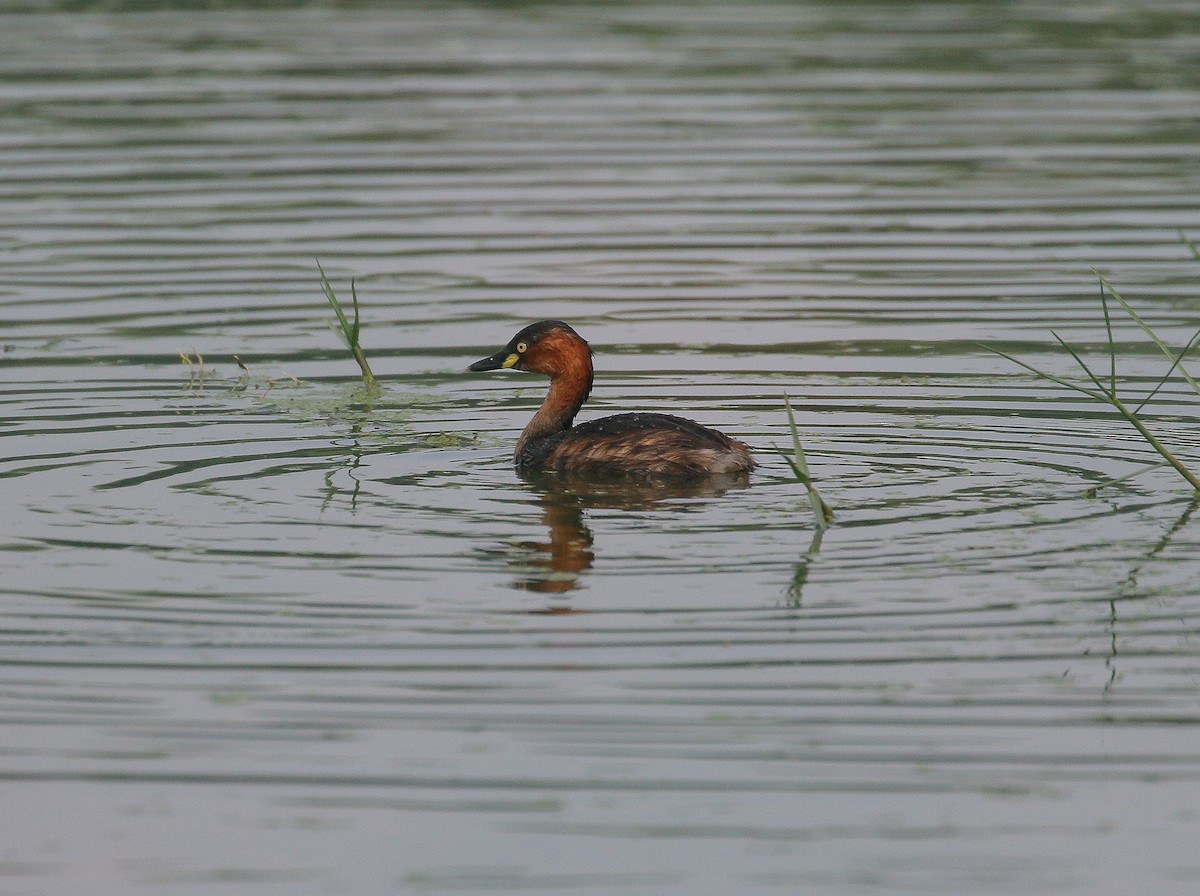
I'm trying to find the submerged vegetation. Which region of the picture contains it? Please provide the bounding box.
[179,350,206,388]
[178,349,300,397]
[990,253,1200,494]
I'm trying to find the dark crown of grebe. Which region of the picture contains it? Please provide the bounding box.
[469,320,755,478]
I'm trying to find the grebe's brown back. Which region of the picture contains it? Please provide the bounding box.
[468,320,755,477]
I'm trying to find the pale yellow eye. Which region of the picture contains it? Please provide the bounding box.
[516,341,528,353]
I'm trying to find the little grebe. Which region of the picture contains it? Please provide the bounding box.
[469,320,755,477]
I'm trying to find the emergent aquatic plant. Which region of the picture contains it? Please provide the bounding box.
[989,271,1200,493]
[777,394,834,529]
[317,261,376,390]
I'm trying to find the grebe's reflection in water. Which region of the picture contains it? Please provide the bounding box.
[505,472,751,599]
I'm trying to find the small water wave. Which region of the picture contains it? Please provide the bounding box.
[3,2,1200,894]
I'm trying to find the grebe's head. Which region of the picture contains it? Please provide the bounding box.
[468,320,593,377]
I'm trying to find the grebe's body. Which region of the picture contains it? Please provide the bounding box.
[469,320,754,478]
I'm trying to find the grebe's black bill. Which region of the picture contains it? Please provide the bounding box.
[468,349,519,372]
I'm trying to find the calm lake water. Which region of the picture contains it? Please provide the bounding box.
[3,1,1200,893]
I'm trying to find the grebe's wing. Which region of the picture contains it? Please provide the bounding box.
[548,413,754,476]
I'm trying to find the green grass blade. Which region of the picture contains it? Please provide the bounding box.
[1050,330,1110,396]
[808,491,833,528]
[1097,272,1200,397]
[991,271,1200,495]
[776,448,804,481]
[1107,392,1200,492]
[784,395,809,478]
[1181,230,1200,261]
[1057,326,1199,490]
[316,260,377,390]
[1085,460,1171,496]
[349,279,362,346]
[981,344,1106,401]
[1100,283,1116,394]
[775,446,835,528]
[1134,327,1200,414]
[317,260,353,348]
[778,395,834,528]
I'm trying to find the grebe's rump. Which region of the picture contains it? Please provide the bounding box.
[469,320,755,478]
